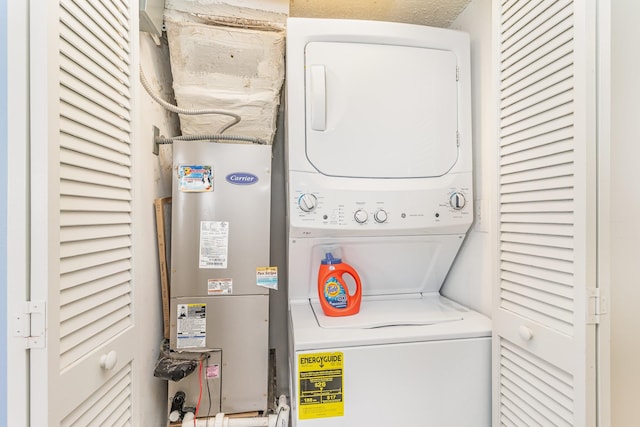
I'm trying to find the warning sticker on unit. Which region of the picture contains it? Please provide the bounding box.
[206,364,220,379]
[256,267,278,290]
[208,278,232,295]
[199,221,229,269]
[178,165,213,192]
[298,352,344,420]
[176,303,206,349]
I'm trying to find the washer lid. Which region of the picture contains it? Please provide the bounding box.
[311,294,463,329]
[304,41,459,179]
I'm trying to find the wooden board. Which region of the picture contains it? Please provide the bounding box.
[155,197,172,340]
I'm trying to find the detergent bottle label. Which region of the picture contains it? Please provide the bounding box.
[323,277,347,309]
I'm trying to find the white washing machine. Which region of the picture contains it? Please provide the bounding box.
[285,18,491,427]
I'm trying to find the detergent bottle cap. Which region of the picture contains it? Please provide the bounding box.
[321,252,342,265]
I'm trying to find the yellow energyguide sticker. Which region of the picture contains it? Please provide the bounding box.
[298,352,344,419]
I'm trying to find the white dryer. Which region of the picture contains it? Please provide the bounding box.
[285,18,491,427]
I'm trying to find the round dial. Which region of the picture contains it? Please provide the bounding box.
[374,209,388,223]
[298,193,317,212]
[354,209,369,224]
[449,192,467,210]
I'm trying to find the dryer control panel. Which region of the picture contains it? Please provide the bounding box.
[288,172,472,238]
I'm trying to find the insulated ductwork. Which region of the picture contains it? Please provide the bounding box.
[163,5,285,144]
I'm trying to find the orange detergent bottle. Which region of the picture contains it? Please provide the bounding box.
[317,251,362,317]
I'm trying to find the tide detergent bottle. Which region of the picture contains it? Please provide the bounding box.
[317,249,362,317]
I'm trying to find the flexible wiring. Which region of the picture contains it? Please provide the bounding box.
[206,355,212,417]
[194,359,204,427]
[274,405,284,427]
[139,67,241,133]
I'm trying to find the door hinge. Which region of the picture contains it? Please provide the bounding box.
[456,66,460,81]
[14,301,46,349]
[587,288,606,325]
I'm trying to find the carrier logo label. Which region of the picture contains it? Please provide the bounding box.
[226,172,258,185]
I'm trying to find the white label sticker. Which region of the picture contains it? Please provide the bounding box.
[206,364,220,379]
[208,278,233,295]
[257,267,278,290]
[176,303,207,349]
[199,221,229,269]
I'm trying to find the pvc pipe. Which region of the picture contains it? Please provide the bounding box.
[182,412,269,427]
[181,395,290,427]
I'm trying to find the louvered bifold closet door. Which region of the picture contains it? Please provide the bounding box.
[494,1,597,426]
[29,0,138,425]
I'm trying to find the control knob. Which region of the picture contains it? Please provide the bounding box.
[374,209,388,223]
[298,193,317,212]
[354,209,369,224]
[449,192,466,210]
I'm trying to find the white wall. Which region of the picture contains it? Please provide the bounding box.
[289,0,470,27]
[442,0,494,316]
[610,1,640,424]
[133,32,181,425]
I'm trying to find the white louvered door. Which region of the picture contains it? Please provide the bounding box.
[29,0,137,425]
[494,1,597,426]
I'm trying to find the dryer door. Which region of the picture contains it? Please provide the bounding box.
[304,41,459,179]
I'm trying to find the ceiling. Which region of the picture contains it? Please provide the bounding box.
[289,0,473,28]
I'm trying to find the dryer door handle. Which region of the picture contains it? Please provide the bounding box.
[309,65,327,131]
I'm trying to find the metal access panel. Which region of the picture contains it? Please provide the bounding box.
[168,350,222,418]
[170,141,273,298]
[170,295,270,413]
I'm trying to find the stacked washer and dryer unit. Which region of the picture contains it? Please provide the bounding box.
[285,18,491,426]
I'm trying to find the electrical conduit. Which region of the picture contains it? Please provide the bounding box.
[139,68,241,134]
[155,134,267,146]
